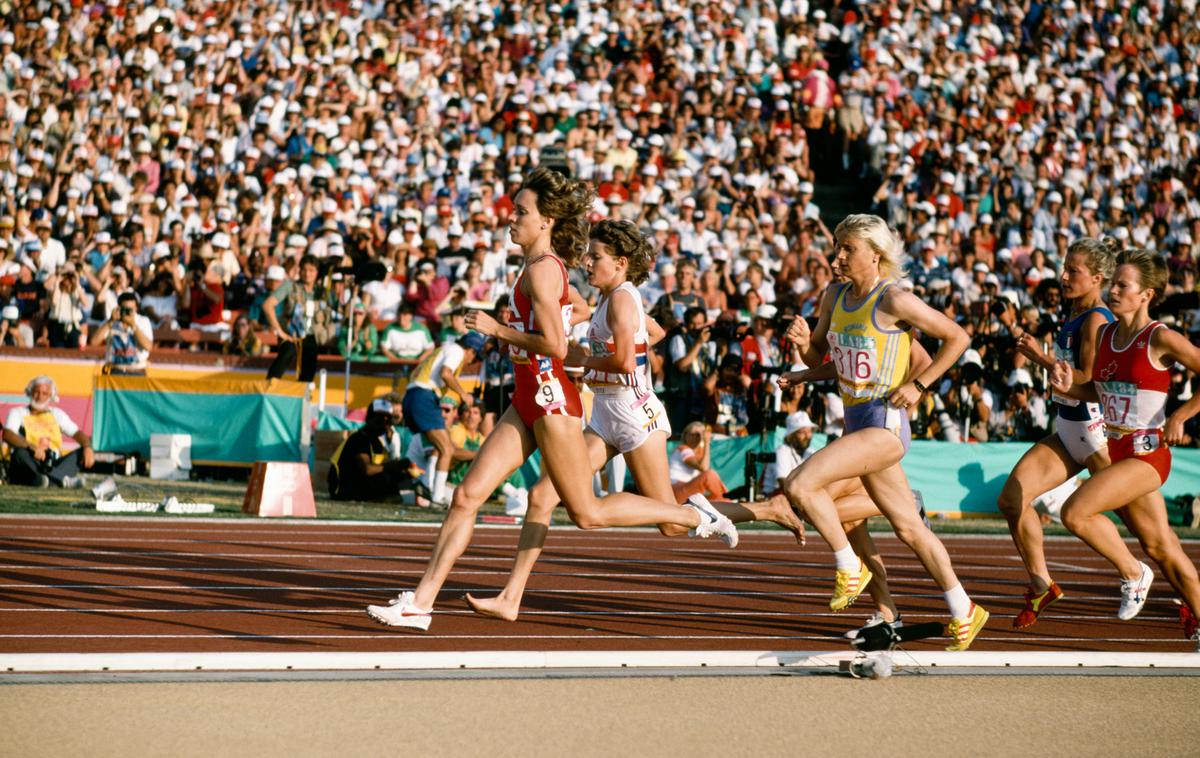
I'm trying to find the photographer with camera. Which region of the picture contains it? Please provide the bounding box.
[43,263,88,348]
[89,291,153,375]
[3,376,94,488]
[739,304,786,434]
[662,306,715,437]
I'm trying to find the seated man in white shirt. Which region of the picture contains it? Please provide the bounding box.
[766,410,818,494]
[3,375,94,488]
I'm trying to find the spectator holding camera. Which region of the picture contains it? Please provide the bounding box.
[181,261,225,333]
[43,264,88,348]
[704,352,754,437]
[89,291,153,375]
[662,306,715,437]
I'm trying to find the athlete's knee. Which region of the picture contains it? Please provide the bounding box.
[1059,501,1087,534]
[996,480,1027,518]
[891,519,926,547]
[563,499,607,530]
[784,473,819,505]
[573,512,608,530]
[659,523,687,537]
[1140,537,1172,565]
[449,483,486,513]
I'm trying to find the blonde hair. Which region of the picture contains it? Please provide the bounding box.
[682,421,706,440]
[833,214,908,280]
[1067,237,1118,282]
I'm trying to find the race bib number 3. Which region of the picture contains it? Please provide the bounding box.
[1132,429,1162,455]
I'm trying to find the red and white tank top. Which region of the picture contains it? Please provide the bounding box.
[585,282,651,392]
[1093,320,1170,437]
[509,254,574,372]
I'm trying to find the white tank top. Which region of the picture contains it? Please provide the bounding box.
[585,282,652,392]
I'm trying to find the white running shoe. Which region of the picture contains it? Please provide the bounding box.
[366,591,433,631]
[1117,561,1154,621]
[844,612,903,640]
[685,493,738,548]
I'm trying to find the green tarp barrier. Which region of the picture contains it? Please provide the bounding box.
[96,376,308,463]
[318,411,1200,513]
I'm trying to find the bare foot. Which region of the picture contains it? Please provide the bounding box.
[766,494,806,545]
[465,592,521,621]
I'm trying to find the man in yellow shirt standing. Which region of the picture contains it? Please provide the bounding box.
[3,376,94,488]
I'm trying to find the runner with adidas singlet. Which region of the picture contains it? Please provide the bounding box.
[365,168,736,631]
[1050,248,1200,645]
[784,213,988,650]
[466,219,800,622]
[999,238,1117,628]
[779,337,936,637]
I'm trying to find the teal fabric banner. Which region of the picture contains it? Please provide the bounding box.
[96,378,307,463]
[314,412,1200,512]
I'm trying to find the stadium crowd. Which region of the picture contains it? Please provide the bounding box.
[0,0,1199,445]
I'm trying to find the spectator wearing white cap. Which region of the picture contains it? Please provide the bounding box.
[769,410,819,493]
[1,303,31,347]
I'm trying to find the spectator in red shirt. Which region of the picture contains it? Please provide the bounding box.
[406,259,449,328]
[184,261,225,328]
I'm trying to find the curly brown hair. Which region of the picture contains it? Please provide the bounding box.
[589,218,656,286]
[520,166,595,266]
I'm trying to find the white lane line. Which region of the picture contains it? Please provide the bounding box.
[4,649,1197,673]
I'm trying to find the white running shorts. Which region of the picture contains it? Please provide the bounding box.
[587,387,672,454]
[1056,415,1106,465]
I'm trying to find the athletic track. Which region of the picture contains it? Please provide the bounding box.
[1,516,1197,665]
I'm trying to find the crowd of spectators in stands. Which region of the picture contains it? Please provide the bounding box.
[0,0,1198,444]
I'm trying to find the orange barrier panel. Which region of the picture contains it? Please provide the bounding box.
[242,461,317,518]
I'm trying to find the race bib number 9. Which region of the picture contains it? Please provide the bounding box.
[535,379,566,411]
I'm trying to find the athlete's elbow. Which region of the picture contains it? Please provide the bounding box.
[546,340,568,360]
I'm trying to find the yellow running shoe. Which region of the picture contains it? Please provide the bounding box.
[946,603,990,651]
[830,560,873,612]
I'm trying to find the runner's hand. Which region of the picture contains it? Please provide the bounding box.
[1049,359,1074,394]
[1165,410,1188,446]
[1015,333,1045,363]
[564,341,589,367]
[465,309,498,337]
[785,316,811,350]
[887,381,921,410]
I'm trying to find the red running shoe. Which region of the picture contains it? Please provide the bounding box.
[1013,582,1064,629]
[1180,603,1198,639]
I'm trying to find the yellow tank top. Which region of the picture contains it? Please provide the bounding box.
[22,411,64,455]
[827,279,911,406]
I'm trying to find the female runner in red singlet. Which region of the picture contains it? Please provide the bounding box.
[365,168,735,631]
[1051,248,1200,646]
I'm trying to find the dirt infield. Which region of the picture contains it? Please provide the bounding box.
[3,675,1198,757]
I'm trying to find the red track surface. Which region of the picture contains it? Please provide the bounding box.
[1,516,1197,655]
